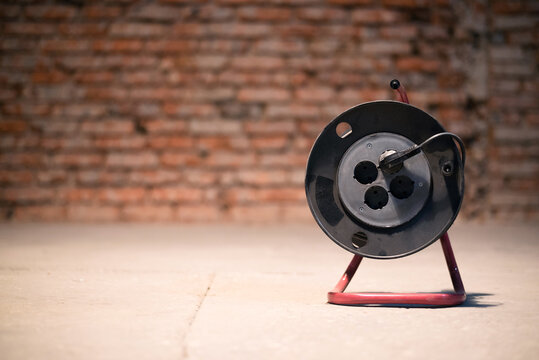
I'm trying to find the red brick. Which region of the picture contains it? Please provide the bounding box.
[351,9,402,24]
[421,25,449,39]
[225,188,304,204]
[24,5,76,19]
[189,120,242,135]
[297,120,329,135]
[258,153,307,167]
[85,87,129,100]
[236,169,288,185]
[32,71,68,84]
[2,188,55,203]
[0,39,38,51]
[94,136,146,150]
[360,41,411,54]
[37,170,67,185]
[380,25,418,39]
[238,88,290,102]
[51,154,103,169]
[93,40,144,52]
[58,24,107,36]
[0,170,33,185]
[205,152,256,167]
[76,170,125,186]
[382,0,427,7]
[121,205,175,221]
[160,152,203,167]
[145,119,187,134]
[67,205,120,222]
[60,188,99,203]
[74,72,115,83]
[14,206,65,221]
[177,205,221,222]
[266,104,319,119]
[42,40,90,52]
[53,104,108,118]
[5,135,41,149]
[207,23,271,38]
[250,136,289,150]
[184,170,218,186]
[0,88,16,100]
[338,88,388,103]
[148,136,194,149]
[150,187,203,203]
[0,153,44,167]
[309,40,340,54]
[238,7,292,21]
[253,40,306,55]
[128,170,182,186]
[2,104,51,116]
[493,15,535,30]
[198,5,234,21]
[197,136,248,151]
[110,23,167,37]
[145,40,194,53]
[328,0,373,4]
[99,188,146,204]
[106,153,159,168]
[0,5,21,18]
[3,23,56,35]
[295,86,335,102]
[128,4,183,22]
[0,120,27,133]
[82,6,123,18]
[297,8,346,22]
[227,205,280,223]
[162,103,217,117]
[128,88,172,101]
[81,120,134,134]
[120,71,157,85]
[231,56,285,70]
[396,57,441,72]
[218,71,301,86]
[175,56,228,70]
[245,121,295,134]
[187,88,236,102]
[293,136,316,151]
[41,137,92,150]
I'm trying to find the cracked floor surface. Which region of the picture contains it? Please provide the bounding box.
[0,223,538,360]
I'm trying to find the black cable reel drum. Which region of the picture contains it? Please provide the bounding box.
[305,80,467,306]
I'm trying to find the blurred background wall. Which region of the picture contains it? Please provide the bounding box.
[0,0,537,223]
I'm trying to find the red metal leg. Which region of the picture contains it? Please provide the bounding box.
[327,232,466,306]
[391,79,410,104]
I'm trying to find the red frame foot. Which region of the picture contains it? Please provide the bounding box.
[328,233,466,306]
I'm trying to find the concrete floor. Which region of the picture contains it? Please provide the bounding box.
[0,223,538,360]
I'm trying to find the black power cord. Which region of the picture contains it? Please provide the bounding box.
[378,132,466,172]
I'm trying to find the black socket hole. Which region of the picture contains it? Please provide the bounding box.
[364,185,389,210]
[354,161,378,184]
[442,162,453,176]
[390,175,415,199]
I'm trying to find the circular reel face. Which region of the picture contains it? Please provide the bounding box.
[305,101,464,259]
[337,132,432,228]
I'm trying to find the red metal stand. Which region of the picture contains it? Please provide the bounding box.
[328,233,466,306]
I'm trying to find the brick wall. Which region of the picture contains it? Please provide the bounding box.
[0,0,537,223]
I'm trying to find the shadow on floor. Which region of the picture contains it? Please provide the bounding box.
[460,292,501,308]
